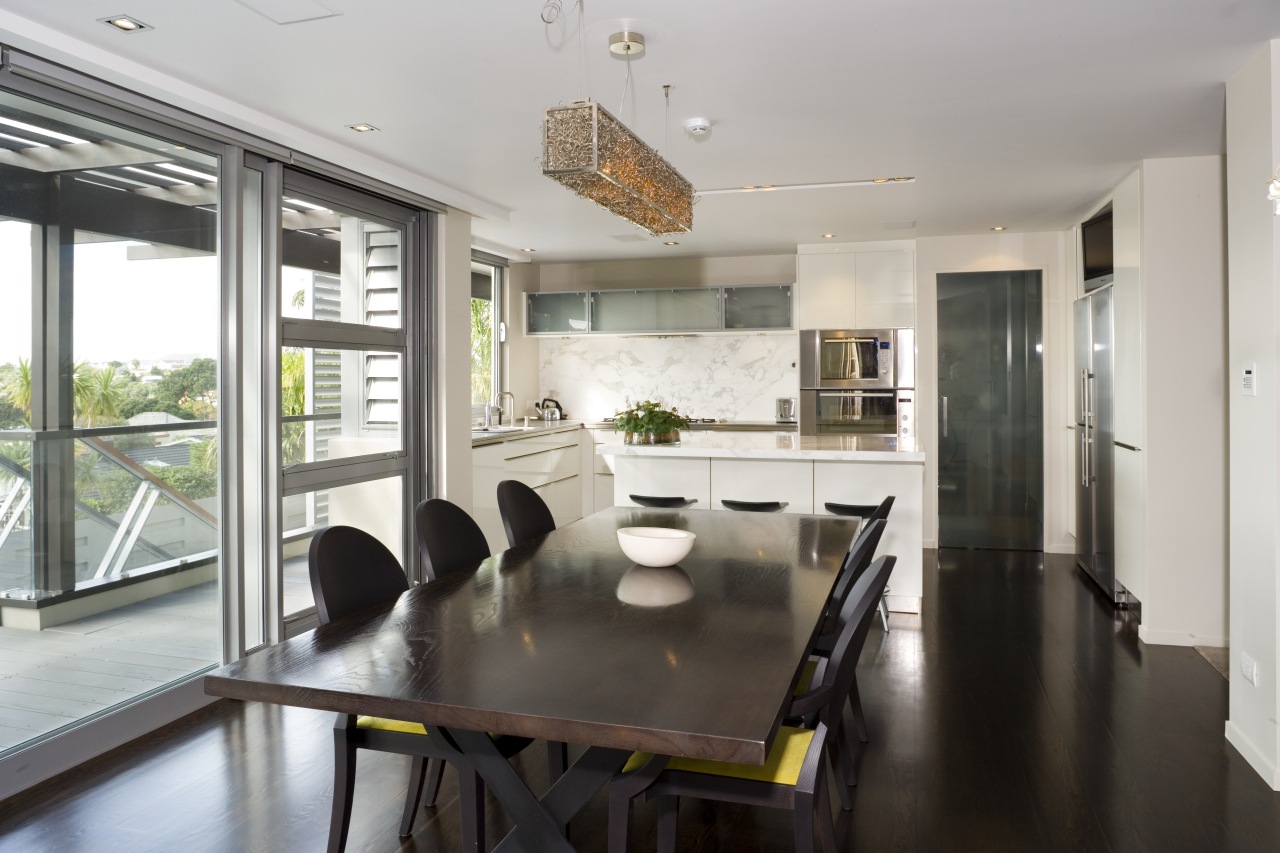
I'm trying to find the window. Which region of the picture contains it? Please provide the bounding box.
[275,171,420,626]
[470,259,504,421]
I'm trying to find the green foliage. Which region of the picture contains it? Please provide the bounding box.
[470,297,494,406]
[281,348,306,465]
[612,399,689,437]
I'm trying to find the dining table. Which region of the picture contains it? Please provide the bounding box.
[204,506,860,852]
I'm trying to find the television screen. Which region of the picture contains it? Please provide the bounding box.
[1081,210,1113,284]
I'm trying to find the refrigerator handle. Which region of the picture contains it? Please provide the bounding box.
[941,396,948,438]
[1081,424,1089,487]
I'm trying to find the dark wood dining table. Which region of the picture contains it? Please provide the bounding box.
[204,506,859,852]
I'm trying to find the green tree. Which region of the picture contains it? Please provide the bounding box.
[281,348,306,465]
[1,358,32,422]
[79,364,128,426]
[470,297,493,406]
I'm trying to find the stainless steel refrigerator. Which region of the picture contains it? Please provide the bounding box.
[1074,288,1120,603]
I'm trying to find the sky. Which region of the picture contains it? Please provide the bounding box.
[0,221,219,366]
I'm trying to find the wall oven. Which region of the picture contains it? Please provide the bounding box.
[799,328,914,390]
[799,328,915,437]
[800,389,914,438]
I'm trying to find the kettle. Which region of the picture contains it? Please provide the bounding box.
[538,398,564,420]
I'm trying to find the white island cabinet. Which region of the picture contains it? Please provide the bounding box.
[600,432,926,613]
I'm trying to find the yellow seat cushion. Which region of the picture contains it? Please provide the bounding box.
[356,716,427,735]
[622,726,816,786]
[794,658,818,697]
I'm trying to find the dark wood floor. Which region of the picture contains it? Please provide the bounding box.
[1,549,1277,852]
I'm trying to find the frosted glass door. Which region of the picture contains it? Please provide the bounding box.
[936,270,1043,550]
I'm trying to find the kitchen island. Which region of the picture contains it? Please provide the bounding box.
[598,431,924,612]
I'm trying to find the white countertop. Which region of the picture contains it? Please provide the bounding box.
[597,431,924,463]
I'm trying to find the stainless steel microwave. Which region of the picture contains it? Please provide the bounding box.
[799,388,915,439]
[799,328,914,390]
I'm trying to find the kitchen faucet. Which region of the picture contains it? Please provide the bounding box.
[495,391,515,425]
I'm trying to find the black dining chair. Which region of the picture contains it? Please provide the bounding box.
[630,494,698,508]
[824,495,895,631]
[608,556,897,853]
[414,498,571,784]
[721,499,789,512]
[310,525,529,853]
[415,497,491,581]
[497,479,557,548]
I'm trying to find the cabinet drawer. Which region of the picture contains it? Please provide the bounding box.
[506,446,578,485]
[505,431,581,458]
[613,457,711,509]
[533,475,581,525]
[711,458,813,514]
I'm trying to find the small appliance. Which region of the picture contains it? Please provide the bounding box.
[775,397,797,423]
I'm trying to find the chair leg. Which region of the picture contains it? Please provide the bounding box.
[455,764,486,853]
[851,678,869,744]
[399,757,444,836]
[827,722,854,809]
[794,788,818,853]
[815,769,839,853]
[547,740,569,780]
[328,735,358,853]
[656,796,679,853]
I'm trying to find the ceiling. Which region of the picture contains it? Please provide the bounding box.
[2,0,1278,263]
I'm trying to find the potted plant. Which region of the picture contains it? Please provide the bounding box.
[613,399,689,445]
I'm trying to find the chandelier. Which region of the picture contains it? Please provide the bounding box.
[542,99,693,235]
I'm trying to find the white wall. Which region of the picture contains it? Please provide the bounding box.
[915,233,1076,553]
[505,263,541,420]
[1225,41,1280,790]
[437,209,474,511]
[1138,156,1228,646]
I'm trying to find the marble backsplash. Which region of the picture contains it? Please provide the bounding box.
[538,334,799,422]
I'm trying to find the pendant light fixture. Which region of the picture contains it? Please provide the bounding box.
[541,5,693,235]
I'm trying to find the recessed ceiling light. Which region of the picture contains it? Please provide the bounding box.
[663,241,679,246]
[821,234,835,239]
[520,248,537,253]
[346,123,379,133]
[100,15,152,32]
[991,226,1007,231]
[872,178,890,183]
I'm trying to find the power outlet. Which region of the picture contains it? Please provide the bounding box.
[1241,652,1259,686]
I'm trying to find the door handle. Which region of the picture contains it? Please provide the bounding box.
[941,396,948,438]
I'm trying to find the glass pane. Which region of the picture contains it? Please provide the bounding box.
[936,270,1043,549]
[281,196,402,330]
[471,297,494,407]
[282,475,404,618]
[724,285,791,330]
[528,291,587,333]
[0,90,221,758]
[592,290,656,332]
[655,289,719,331]
[281,347,402,466]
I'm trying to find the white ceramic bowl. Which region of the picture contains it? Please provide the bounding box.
[616,527,696,567]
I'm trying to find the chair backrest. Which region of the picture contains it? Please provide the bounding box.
[822,519,887,634]
[415,498,491,582]
[820,555,896,722]
[497,479,557,548]
[308,525,409,625]
[866,496,895,526]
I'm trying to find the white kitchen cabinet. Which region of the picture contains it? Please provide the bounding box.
[472,427,583,552]
[854,251,915,328]
[589,428,616,513]
[710,458,813,514]
[813,460,924,609]
[796,253,857,329]
[612,456,711,508]
[796,243,916,330]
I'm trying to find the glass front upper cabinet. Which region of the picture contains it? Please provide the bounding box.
[528,285,791,335]
[527,291,588,334]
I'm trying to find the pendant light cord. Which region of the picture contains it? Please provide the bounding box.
[618,54,632,119]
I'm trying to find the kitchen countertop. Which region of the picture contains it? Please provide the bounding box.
[471,420,584,447]
[583,421,798,432]
[596,430,924,462]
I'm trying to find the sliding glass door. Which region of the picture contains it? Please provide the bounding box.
[0,89,223,755]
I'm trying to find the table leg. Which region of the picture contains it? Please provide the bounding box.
[445,728,630,853]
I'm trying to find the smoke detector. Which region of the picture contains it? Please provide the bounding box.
[609,31,645,57]
[684,117,712,136]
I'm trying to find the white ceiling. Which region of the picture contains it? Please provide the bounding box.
[2,0,1278,262]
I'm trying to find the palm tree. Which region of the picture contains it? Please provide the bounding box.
[79,364,128,426]
[1,358,32,423]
